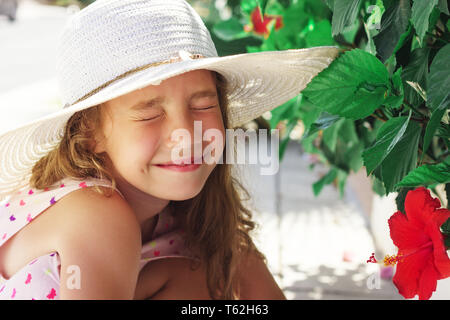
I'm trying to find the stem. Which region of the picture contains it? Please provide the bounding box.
[377,108,389,121]
[403,101,429,120]
[371,113,386,122]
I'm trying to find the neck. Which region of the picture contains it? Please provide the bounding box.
[113,175,170,244]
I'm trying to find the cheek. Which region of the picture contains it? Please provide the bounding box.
[114,127,160,160]
[201,114,226,160]
[199,111,225,134]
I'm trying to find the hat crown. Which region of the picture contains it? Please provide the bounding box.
[56,0,218,106]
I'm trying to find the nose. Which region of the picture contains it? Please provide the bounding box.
[163,108,200,156]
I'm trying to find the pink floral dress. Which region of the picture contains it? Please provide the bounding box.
[0,176,196,299]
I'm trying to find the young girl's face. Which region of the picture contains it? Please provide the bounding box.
[95,69,225,200]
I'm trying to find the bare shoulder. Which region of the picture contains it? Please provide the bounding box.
[52,186,142,299]
[52,186,139,236]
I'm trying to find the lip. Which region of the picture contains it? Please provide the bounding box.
[154,156,202,172]
[155,163,201,172]
[156,156,202,166]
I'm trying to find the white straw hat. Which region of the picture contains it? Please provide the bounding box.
[0,0,340,200]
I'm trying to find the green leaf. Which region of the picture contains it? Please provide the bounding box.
[343,140,364,172]
[373,0,411,63]
[362,112,412,175]
[341,18,360,44]
[257,0,269,16]
[396,157,450,187]
[411,0,439,46]
[331,0,362,36]
[379,118,422,193]
[298,98,323,132]
[302,49,390,120]
[336,169,348,199]
[438,0,449,15]
[372,174,387,196]
[445,236,450,250]
[322,117,346,153]
[421,99,448,161]
[339,118,359,144]
[259,22,278,51]
[212,18,250,41]
[324,0,334,11]
[282,1,309,37]
[240,0,258,15]
[446,183,450,210]
[428,44,450,111]
[302,112,341,139]
[305,20,335,47]
[384,67,404,109]
[441,217,450,235]
[313,167,338,196]
[401,47,430,107]
[268,96,297,129]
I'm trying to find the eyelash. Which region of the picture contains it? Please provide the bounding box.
[138,106,217,121]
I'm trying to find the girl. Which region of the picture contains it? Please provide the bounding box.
[0,0,339,299]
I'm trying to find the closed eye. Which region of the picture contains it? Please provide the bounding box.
[138,106,217,121]
[137,114,162,122]
[191,105,217,110]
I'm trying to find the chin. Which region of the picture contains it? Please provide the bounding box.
[164,189,202,201]
[152,180,204,201]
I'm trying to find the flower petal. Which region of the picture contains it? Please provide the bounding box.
[393,247,432,299]
[404,187,442,229]
[388,211,429,250]
[418,261,438,300]
[428,208,450,279]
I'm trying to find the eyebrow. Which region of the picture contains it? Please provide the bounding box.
[130,89,218,111]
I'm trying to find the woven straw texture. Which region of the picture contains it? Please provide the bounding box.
[0,0,340,201]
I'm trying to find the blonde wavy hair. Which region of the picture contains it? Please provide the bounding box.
[29,71,267,299]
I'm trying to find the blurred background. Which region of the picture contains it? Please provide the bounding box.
[1,0,448,299]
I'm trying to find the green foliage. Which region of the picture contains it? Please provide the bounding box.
[209,0,448,207]
[411,0,439,45]
[396,157,450,187]
[372,0,411,62]
[302,49,391,120]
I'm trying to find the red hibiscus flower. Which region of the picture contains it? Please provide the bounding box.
[244,7,283,38]
[387,187,450,300]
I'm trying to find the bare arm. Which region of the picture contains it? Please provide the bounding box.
[237,250,286,300]
[55,187,142,299]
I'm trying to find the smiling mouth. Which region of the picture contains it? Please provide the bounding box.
[155,156,203,166]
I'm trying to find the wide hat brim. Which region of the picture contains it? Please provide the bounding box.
[0,46,340,200]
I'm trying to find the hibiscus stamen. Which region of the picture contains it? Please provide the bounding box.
[383,254,401,266]
[366,252,377,263]
[368,242,434,267]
